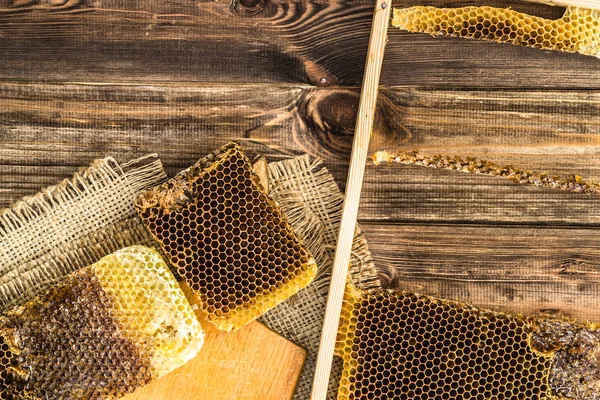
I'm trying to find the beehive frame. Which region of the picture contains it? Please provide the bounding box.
[310,0,600,399]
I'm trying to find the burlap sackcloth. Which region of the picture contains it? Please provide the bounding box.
[0,152,379,400]
[0,155,167,311]
[261,154,381,400]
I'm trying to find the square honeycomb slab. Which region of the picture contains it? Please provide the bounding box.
[393,6,600,58]
[336,282,600,400]
[136,142,317,332]
[0,245,204,400]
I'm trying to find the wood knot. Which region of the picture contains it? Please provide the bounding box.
[298,88,358,159]
[0,0,84,12]
[230,0,274,17]
[377,268,394,289]
[297,88,411,161]
[303,60,338,86]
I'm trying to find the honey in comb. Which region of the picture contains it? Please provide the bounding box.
[336,282,600,400]
[136,142,317,332]
[393,6,600,58]
[0,245,203,400]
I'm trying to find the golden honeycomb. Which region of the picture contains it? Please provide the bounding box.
[0,245,204,399]
[373,150,600,196]
[136,142,317,332]
[392,6,600,57]
[336,282,600,400]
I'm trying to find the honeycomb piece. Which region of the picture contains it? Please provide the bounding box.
[373,150,600,196]
[0,245,204,400]
[336,282,600,400]
[136,142,317,332]
[392,6,600,58]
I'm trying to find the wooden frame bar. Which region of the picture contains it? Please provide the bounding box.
[310,0,391,399]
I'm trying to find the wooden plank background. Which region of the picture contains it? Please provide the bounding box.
[2,0,600,324]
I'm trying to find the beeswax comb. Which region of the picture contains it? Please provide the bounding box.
[136,142,317,332]
[393,6,600,58]
[0,245,204,400]
[336,282,600,400]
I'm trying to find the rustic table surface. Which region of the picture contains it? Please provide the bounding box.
[2,0,600,325]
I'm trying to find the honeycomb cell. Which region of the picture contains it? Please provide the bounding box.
[336,282,600,400]
[0,245,203,399]
[136,142,317,332]
[392,6,600,58]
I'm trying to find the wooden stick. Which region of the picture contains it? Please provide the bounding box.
[524,0,600,10]
[310,1,391,399]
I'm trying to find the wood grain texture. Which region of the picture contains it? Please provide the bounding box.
[359,162,600,224]
[2,83,600,225]
[0,0,598,88]
[526,0,600,9]
[3,83,599,175]
[363,222,600,322]
[378,88,600,180]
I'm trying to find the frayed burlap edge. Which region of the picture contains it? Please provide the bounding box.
[261,154,381,400]
[0,155,167,311]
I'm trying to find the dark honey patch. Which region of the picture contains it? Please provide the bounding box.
[531,320,600,399]
[338,288,552,400]
[136,142,315,330]
[0,268,152,399]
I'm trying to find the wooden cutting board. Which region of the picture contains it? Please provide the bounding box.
[124,284,306,400]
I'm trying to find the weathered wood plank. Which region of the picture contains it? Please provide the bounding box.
[0,83,310,169]
[3,83,600,174]
[359,162,600,224]
[2,82,600,225]
[0,0,598,88]
[376,88,600,181]
[362,222,600,322]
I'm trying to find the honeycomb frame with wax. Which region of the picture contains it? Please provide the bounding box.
[392,6,600,58]
[336,282,600,400]
[136,142,317,332]
[0,245,204,400]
